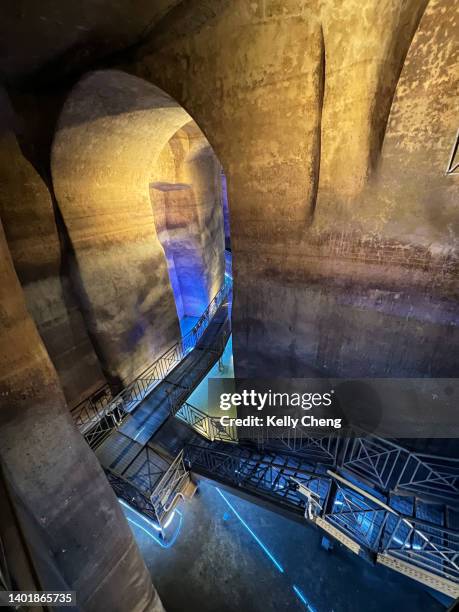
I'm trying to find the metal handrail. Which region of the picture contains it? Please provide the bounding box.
[241,425,459,502]
[341,436,459,502]
[175,401,238,442]
[106,469,161,526]
[110,434,459,594]
[70,384,113,432]
[243,425,341,464]
[395,451,459,501]
[183,442,459,594]
[149,450,190,527]
[75,278,231,448]
[383,515,459,581]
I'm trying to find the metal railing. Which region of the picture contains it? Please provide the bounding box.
[184,443,330,513]
[183,442,459,597]
[340,436,407,491]
[341,437,459,503]
[106,469,160,525]
[107,450,191,530]
[324,480,387,551]
[395,452,459,502]
[82,403,126,450]
[243,424,341,464]
[164,319,231,419]
[240,425,459,503]
[99,425,459,595]
[70,384,113,433]
[382,515,459,583]
[149,450,190,528]
[175,402,238,442]
[73,278,231,449]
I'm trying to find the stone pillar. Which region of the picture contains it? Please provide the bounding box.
[0,89,106,407]
[52,70,188,385]
[0,220,163,611]
[151,122,225,319]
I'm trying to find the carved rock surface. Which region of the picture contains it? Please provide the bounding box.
[0,219,163,611]
[131,0,458,377]
[151,122,225,317]
[0,90,106,406]
[52,70,189,385]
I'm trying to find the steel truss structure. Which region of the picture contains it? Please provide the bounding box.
[107,449,191,531]
[175,402,238,442]
[183,442,459,598]
[174,401,459,502]
[233,424,459,504]
[341,437,459,504]
[100,376,459,596]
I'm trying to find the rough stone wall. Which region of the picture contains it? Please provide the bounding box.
[5,1,455,381]
[52,70,189,385]
[0,1,456,605]
[0,219,163,611]
[151,122,225,317]
[0,90,106,406]
[129,0,458,377]
[182,122,226,307]
[221,171,231,248]
[0,0,182,84]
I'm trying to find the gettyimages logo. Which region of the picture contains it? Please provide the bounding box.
[219,389,335,411]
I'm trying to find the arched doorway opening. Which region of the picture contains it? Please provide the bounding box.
[150,119,226,335]
[51,69,230,395]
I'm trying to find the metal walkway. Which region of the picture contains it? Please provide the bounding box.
[182,439,459,599]
[69,275,459,599]
[72,279,231,449]
[94,299,229,466]
[83,281,231,534]
[103,384,459,599]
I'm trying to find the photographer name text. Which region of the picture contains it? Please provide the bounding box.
[219,415,342,429]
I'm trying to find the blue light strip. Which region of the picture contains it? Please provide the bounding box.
[119,498,183,549]
[163,511,175,530]
[134,425,146,441]
[216,488,284,573]
[124,511,183,549]
[293,585,308,607]
[123,492,320,609]
[118,498,161,531]
[293,585,316,612]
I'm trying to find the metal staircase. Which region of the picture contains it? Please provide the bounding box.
[71,278,231,449]
[94,374,459,598]
[67,271,459,599]
[116,373,458,598]
[107,448,196,531]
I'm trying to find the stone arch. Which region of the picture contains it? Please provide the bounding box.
[52,69,225,385]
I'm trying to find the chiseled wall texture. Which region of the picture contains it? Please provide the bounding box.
[0,220,162,611]
[51,71,189,386]
[151,121,225,317]
[0,90,106,407]
[129,0,458,377]
[0,0,182,84]
[0,0,456,604]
